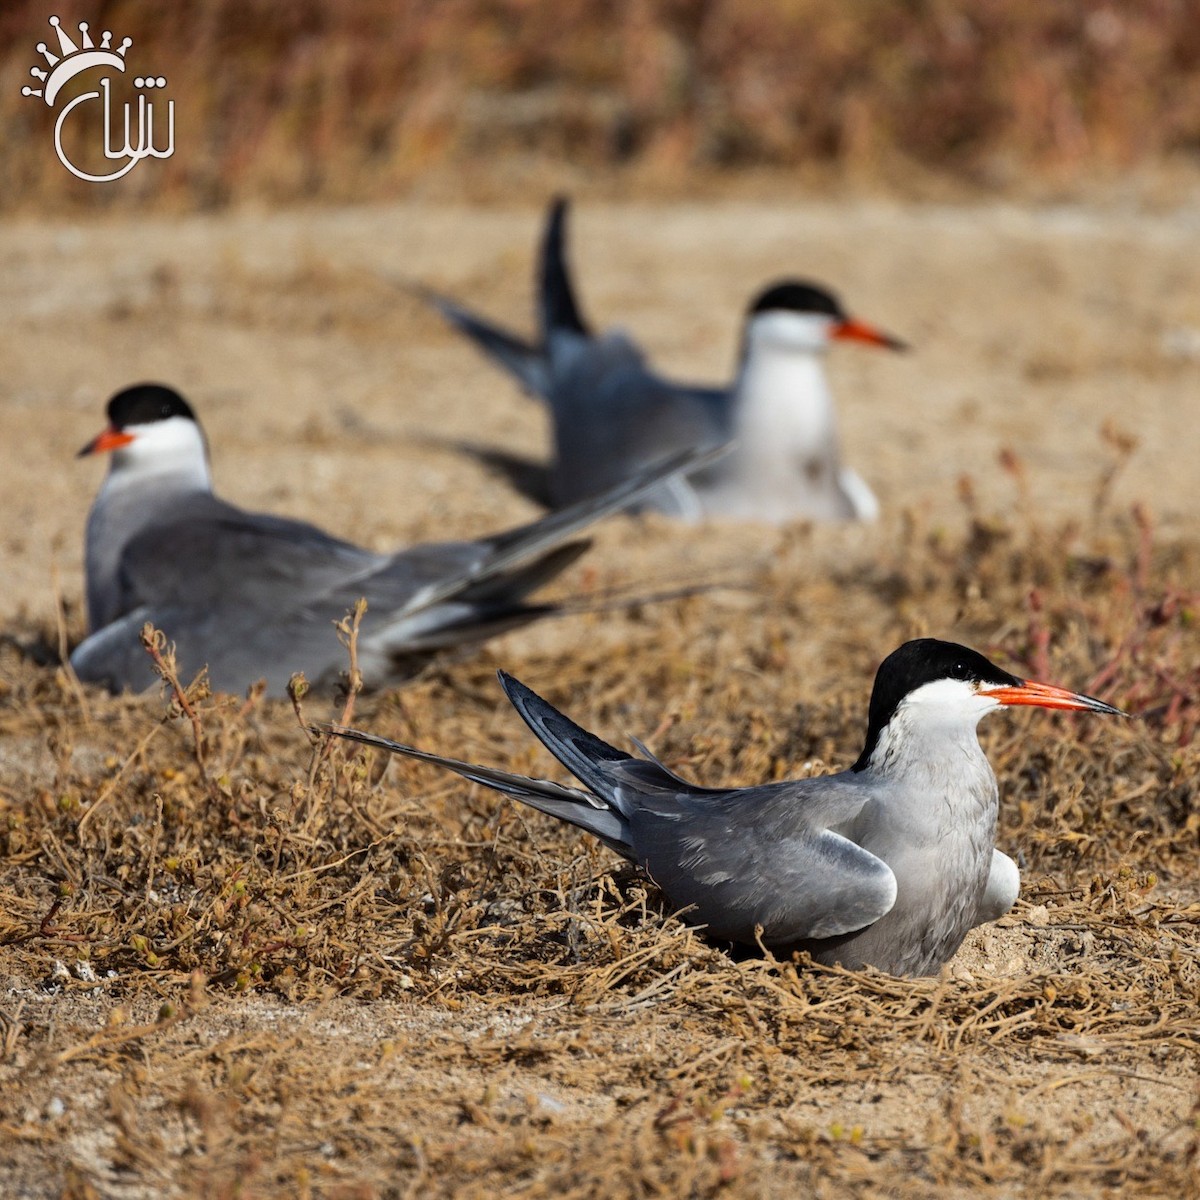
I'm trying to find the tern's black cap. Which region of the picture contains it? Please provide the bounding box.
[748,280,846,319]
[106,383,196,430]
[852,639,1021,771]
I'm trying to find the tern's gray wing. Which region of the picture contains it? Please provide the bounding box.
[69,580,565,695]
[111,493,383,614]
[76,445,726,694]
[628,778,897,945]
[331,675,896,947]
[546,334,732,510]
[69,542,574,695]
[111,487,593,622]
[497,673,897,945]
[70,606,171,692]
[425,291,551,401]
[69,601,359,694]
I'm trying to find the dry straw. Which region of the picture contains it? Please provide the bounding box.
[0,472,1197,1195]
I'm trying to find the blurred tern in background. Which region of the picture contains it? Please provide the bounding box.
[427,197,907,522]
[72,383,718,695]
[331,639,1124,976]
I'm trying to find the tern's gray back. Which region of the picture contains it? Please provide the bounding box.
[546,333,730,508]
[76,494,537,693]
[114,496,385,609]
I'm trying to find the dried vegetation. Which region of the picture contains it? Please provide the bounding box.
[1,473,1197,1196]
[7,0,1200,209]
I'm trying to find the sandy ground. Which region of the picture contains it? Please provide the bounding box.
[1,199,1198,1197]
[4,197,1200,626]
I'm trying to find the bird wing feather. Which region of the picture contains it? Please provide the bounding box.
[424,289,551,400]
[79,447,724,693]
[547,336,730,509]
[114,495,381,613]
[630,777,897,944]
[498,673,897,944]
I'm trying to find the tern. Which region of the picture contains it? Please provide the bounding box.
[428,197,907,522]
[330,639,1124,976]
[72,383,717,695]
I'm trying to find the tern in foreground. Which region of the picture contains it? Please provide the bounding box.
[428,196,907,522]
[331,639,1124,976]
[72,383,718,695]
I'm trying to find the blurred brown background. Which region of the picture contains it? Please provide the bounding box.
[6,0,1200,211]
[3,8,1200,1197]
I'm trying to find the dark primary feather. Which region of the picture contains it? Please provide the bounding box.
[328,724,634,854]
[425,293,549,399]
[498,671,710,808]
[420,196,592,401]
[539,196,590,339]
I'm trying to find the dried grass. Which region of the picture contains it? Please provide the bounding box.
[1,483,1197,1196]
[7,1,1200,212]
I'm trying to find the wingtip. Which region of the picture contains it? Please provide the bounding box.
[496,668,525,699]
[548,194,571,224]
[417,286,462,319]
[539,195,588,338]
[497,670,549,717]
[325,722,368,745]
[327,722,396,747]
[648,440,731,483]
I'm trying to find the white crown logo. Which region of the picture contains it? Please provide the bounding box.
[21,15,132,107]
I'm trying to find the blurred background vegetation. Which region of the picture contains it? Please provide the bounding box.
[5,0,1200,210]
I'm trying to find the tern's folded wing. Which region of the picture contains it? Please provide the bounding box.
[630,778,897,945]
[115,498,381,614]
[549,344,731,510]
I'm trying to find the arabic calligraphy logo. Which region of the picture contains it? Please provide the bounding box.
[21,15,174,183]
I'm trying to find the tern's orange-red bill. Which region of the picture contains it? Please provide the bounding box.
[833,318,909,352]
[77,427,135,458]
[982,679,1125,716]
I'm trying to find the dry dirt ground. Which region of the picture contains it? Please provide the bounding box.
[1,198,1198,1197]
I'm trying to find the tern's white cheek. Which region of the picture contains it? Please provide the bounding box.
[865,677,1002,797]
[107,416,210,487]
[745,310,836,354]
[896,679,1001,736]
